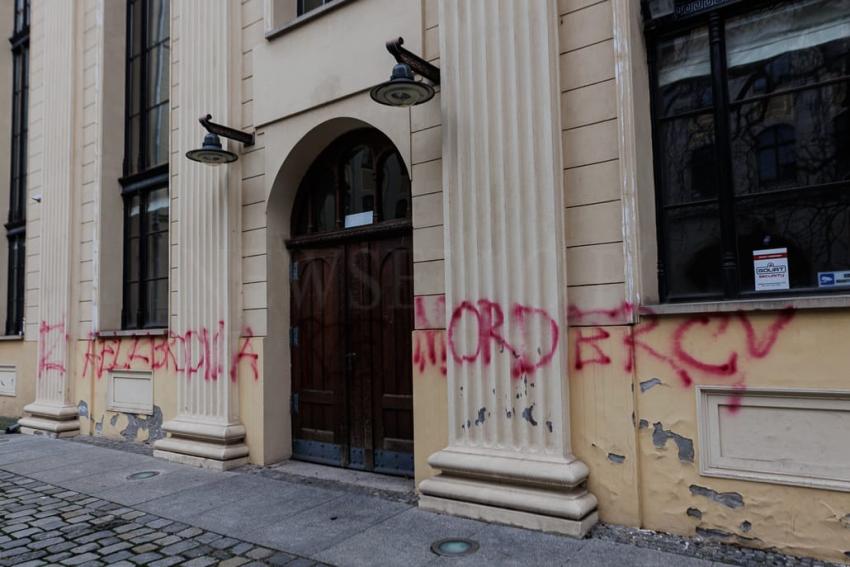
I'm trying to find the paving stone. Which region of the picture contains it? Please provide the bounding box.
[100,550,135,564]
[176,527,203,538]
[230,542,253,555]
[218,558,250,567]
[127,552,163,564]
[245,547,275,560]
[61,553,100,566]
[14,560,47,567]
[147,558,184,567]
[46,541,76,553]
[99,541,133,555]
[27,535,65,550]
[182,558,218,567]
[153,534,180,546]
[131,543,157,554]
[194,532,222,544]
[71,541,100,554]
[11,527,41,539]
[208,536,239,550]
[160,539,200,555]
[44,552,74,563]
[267,551,298,565]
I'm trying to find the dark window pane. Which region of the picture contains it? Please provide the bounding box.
[145,279,168,327]
[656,26,712,116]
[127,115,141,174]
[343,146,376,221]
[145,187,169,233]
[726,0,850,101]
[147,45,169,106]
[127,194,141,238]
[146,233,168,280]
[124,282,140,328]
[729,83,849,194]
[297,0,330,16]
[663,203,724,298]
[658,113,717,204]
[314,171,336,232]
[147,0,169,47]
[128,237,141,282]
[146,103,169,166]
[380,153,410,221]
[130,58,142,114]
[736,188,850,292]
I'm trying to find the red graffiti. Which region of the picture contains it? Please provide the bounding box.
[414,295,446,329]
[230,327,259,383]
[81,324,260,382]
[572,307,795,392]
[448,299,559,378]
[574,328,611,370]
[567,302,636,326]
[413,330,447,376]
[38,321,67,379]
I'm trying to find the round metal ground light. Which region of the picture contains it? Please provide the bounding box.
[126,470,161,481]
[430,538,480,557]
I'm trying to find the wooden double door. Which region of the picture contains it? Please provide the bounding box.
[289,231,414,475]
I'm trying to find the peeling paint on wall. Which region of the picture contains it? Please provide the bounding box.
[686,507,702,519]
[108,406,164,442]
[522,404,537,426]
[608,453,625,464]
[689,484,745,509]
[696,527,733,540]
[651,422,695,463]
[639,377,663,392]
[77,400,88,419]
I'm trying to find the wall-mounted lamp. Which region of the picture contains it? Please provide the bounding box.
[186,114,255,165]
[370,37,440,107]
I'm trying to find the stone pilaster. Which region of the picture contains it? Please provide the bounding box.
[20,0,80,438]
[418,0,597,536]
[152,0,248,470]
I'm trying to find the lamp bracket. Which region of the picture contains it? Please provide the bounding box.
[199,114,255,146]
[385,37,440,85]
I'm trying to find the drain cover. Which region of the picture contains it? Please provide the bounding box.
[127,471,160,480]
[430,538,479,557]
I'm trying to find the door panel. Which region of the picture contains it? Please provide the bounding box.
[290,247,344,465]
[290,233,414,476]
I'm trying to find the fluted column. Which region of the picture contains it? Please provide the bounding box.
[418,0,597,536]
[20,0,80,438]
[152,0,248,470]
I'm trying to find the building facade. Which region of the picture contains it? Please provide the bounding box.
[1,0,849,562]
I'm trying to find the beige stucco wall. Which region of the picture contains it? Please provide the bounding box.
[0,341,37,418]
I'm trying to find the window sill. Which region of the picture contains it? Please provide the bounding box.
[643,294,850,316]
[96,329,168,338]
[265,0,356,41]
[0,335,23,342]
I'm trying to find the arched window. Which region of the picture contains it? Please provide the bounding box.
[292,129,411,236]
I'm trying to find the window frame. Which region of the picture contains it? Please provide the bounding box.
[5,0,30,336]
[120,0,169,330]
[643,0,850,303]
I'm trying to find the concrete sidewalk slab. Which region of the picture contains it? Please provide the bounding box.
[252,492,411,556]
[314,506,485,567]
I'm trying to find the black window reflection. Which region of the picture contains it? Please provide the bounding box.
[649,0,850,301]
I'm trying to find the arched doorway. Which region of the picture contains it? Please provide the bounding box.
[287,128,414,476]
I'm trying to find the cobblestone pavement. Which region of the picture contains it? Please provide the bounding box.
[0,470,327,567]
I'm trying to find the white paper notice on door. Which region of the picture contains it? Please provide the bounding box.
[753,248,789,291]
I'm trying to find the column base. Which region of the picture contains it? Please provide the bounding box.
[420,494,598,538]
[20,403,80,438]
[419,448,598,538]
[153,418,250,471]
